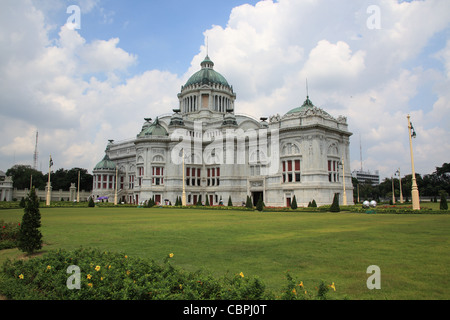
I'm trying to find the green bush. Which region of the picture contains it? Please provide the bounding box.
[440,192,448,210]
[291,196,298,210]
[0,220,20,250]
[0,248,339,300]
[18,187,43,255]
[329,194,340,212]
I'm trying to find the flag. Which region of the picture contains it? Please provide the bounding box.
[49,156,53,168]
[410,123,417,138]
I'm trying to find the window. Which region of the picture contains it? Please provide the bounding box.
[328,160,339,182]
[186,167,201,186]
[128,175,135,189]
[206,167,220,187]
[152,167,164,185]
[282,160,301,183]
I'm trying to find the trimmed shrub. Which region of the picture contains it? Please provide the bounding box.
[440,192,448,210]
[291,195,298,210]
[228,196,233,207]
[18,187,43,255]
[329,194,340,212]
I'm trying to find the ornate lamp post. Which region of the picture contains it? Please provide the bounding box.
[339,157,348,206]
[182,149,186,206]
[391,175,396,204]
[395,168,404,204]
[46,155,53,206]
[407,115,420,210]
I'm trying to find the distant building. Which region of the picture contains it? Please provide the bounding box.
[0,170,13,201]
[352,170,380,185]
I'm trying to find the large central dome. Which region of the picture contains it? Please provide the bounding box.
[184,56,230,88]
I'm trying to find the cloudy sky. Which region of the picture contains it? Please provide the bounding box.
[1,0,449,181]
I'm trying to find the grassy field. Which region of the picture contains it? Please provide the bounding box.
[1,206,449,300]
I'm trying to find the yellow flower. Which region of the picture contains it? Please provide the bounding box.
[100,277,104,281]
[330,282,336,291]
[126,270,131,275]
[292,288,297,295]
[46,265,51,270]
[95,265,101,272]
[108,265,112,269]
[298,281,303,287]
[87,283,93,288]
[179,284,183,290]
[19,274,24,279]
[87,274,92,280]
[169,253,174,258]
[239,272,244,278]
[124,255,128,259]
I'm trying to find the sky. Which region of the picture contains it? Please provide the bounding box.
[0,0,449,181]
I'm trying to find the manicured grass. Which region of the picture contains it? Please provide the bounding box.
[1,207,449,300]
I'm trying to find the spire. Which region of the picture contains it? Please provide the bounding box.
[306,78,309,98]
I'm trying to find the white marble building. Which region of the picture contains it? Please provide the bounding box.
[93,56,353,207]
[0,170,13,202]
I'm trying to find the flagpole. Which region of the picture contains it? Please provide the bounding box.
[77,170,80,203]
[407,115,420,210]
[46,155,52,206]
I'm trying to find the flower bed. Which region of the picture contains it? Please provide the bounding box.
[0,247,337,300]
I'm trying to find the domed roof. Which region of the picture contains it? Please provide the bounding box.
[286,96,315,115]
[137,117,168,138]
[184,56,230,88]
[94,154,116,171]
[285,96,333,118]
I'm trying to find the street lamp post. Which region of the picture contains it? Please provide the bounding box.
[395,168,404,204]
[407,115,420,210]
[182,149,186,206]
[339,157,348,206]
[391,175,396,204]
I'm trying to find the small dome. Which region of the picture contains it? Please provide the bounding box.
[137,117,168,138]
[94,154,116,171]
[184,56,230,88]
[286,96,315,115]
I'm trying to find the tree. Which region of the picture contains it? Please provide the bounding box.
[291,195,298,210]
[311,199,317,207]
[256,196,264,211]
[440,192,448,210]
[88,197,95,207]
[228,196,233,207]
[330,193,340,212]
[18,187,43,255]
[196,195,202,206]
[246,195,253,209]
[6,165,45,189]
[205,196,210,206]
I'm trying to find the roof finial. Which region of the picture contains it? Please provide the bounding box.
[306,78,309,98]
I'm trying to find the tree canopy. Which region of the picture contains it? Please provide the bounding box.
[6,165,93,191]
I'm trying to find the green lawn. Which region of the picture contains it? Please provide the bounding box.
[1,206,449,300]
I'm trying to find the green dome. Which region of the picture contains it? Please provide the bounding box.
[184,56,230,88]
[137,118,168,138]
[94,154,116,171]
[286,96,315,115]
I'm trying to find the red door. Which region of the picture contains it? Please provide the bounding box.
[286,197,291,207]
